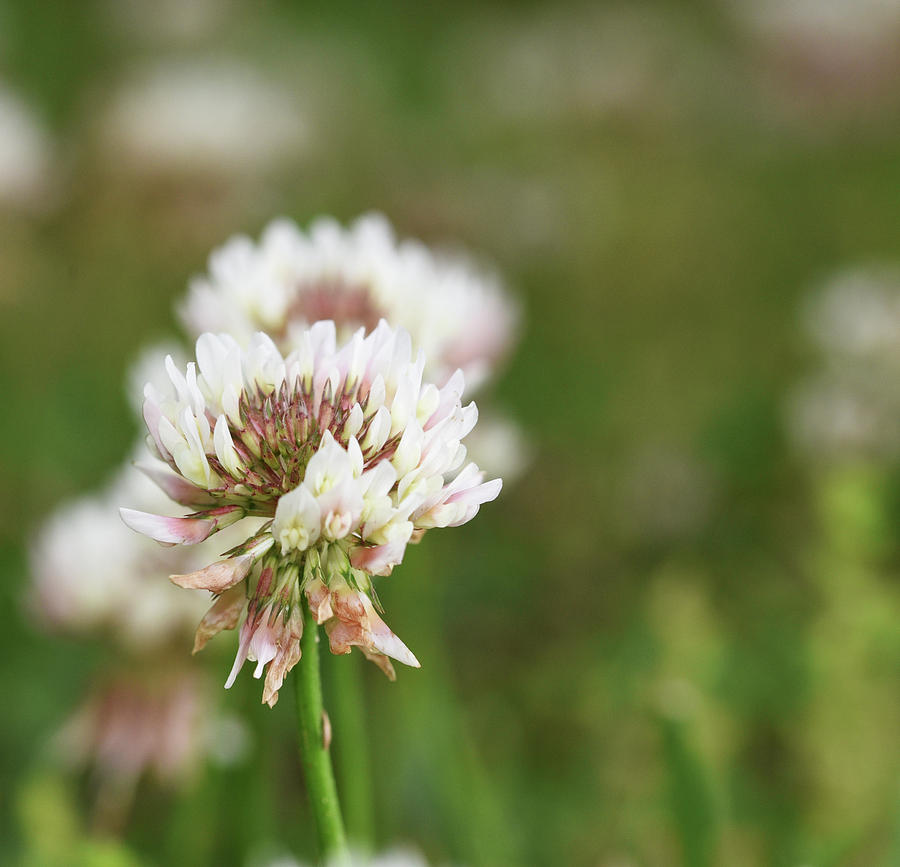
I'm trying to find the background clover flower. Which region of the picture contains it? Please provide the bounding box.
[31,466,211,651]
[0,82,56,212]
[180,213,519,392]
[97,59,309,179]
[788,266,900,462]
[29,463,255,804]
[122,320,502,706]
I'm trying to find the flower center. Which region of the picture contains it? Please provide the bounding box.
[286,279,384,335]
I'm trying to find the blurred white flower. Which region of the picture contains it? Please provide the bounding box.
[104,0,234,44]
[97,60,308,177]
[30,458,255,652]
[443,7,710,127]
[55,669,207,786]
[727,0,900,119]
[788,266,900,460]
[260,847,438,867]
[122,322,502,705]
[733,0,900,59]
[32,456,259,793]
[803,266,900,361]
[461,412,531,485]
[0,83,54,211]
[181,214,519,393]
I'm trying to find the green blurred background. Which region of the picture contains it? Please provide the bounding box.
[2,1,900,865]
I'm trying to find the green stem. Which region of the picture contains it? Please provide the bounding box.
[295,597,348,862]
[329,650,376,849]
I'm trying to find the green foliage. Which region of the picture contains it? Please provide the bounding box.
[2,0,900,864]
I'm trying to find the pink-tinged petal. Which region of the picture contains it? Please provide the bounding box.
[225,612,257,689]
[426,369,465,430]
[135,460,217,507]
[120,509,217,545]
[171,554,255,592]
[365,607,420,668]
[447,477,503,508]
[142,393,171,462]
[350,540,407,576]
[261,606,303,708]
[324,593,420,671]
[193,585,246,653]
[305,578,334,624]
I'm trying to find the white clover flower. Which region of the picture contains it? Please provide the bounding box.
[461,412,532,484]
[261,847,436,867]
[97,60,308,177]
[32,467,206,650]
[787,266,900,461]
[105,0,233,44]
[180,214,519,392]
[0,83,54,211]
[30,458,259,652]
[122,321,502,706]
[727,0,900,118]
[55,670,207,787]
[803,267,900,362]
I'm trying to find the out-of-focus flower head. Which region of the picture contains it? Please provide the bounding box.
[104,0,234,45]
[727,0,900,122]
[0,82,55,212]
[31,466,212,651]
[443,6,712,129]
[55,669,206,787]
[97,59,308,178]
[460,411,532,484]
[788,266,900,461]
[122,321,502,706]
[31,456,255,793]
[181,214,519,393]
[261,847,436,867]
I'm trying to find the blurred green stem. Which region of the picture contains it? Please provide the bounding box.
[330,651,375,849]
[295,598,348,862]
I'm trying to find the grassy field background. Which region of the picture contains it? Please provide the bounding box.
[1,2,900,865]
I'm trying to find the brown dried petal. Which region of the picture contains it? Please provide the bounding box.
[361,649,397,681]
[261,606,303,708]
[171,554,254,592]
[193,585,246,654]
[305,578,334,624]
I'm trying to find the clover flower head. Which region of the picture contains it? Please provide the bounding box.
[55,670,207,788]
[122,320,502,705]
[180,214,519,392]
[0,83,54,211]
[99,60,308,177]
[788,266,900,462]
[30,464,219,651]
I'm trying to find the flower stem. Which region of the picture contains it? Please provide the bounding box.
[295,597,348,862]
[329,650,375,849]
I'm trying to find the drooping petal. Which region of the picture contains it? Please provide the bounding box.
[305,577,334,623]
[193,584,246,653]
[170,553,256,592]
[261,605,303,708]
[321,585,420,672]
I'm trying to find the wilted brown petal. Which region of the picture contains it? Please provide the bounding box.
[171,554,254,592]
[193,585,246,654]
